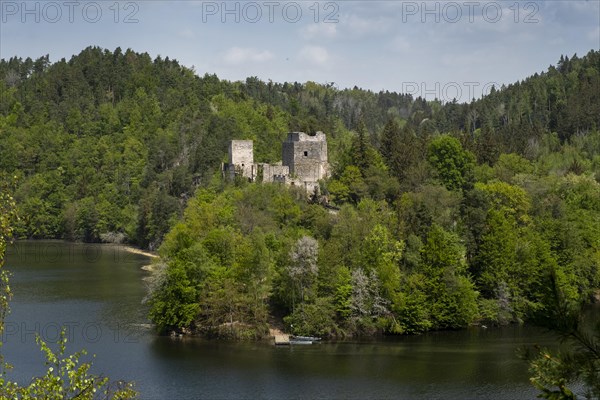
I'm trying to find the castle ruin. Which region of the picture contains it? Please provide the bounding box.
[223,132,329,193]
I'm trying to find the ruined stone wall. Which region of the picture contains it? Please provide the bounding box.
[228,140,255,180]
[261,164,290,183]
[225,132,328,192]
[282,132,328,184]
[282,141,295,174]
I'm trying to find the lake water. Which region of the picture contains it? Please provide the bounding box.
[2,241,557,399]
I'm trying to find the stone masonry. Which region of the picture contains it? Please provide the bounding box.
[224,132,329,193]
[226,140,256,180]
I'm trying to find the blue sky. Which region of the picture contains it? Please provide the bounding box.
[1,0,599,102]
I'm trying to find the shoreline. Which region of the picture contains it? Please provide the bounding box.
[119,245,158,272]
[120,245,159,259]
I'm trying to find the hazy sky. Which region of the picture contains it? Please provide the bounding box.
[1,0,599,102]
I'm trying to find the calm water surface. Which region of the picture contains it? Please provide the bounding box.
[3,241,557,399]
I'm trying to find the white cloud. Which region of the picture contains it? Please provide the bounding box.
[301,23,338,40]
[223,47,274,65]
[299,45,330,66]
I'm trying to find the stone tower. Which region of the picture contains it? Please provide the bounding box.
[228,140,255,180]
[282,132,328,191]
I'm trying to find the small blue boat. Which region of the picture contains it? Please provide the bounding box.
[289,335,321,344]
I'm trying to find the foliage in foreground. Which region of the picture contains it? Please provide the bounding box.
[1,332,136,399]
[521,275,600,400]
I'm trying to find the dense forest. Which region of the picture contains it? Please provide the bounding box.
[0,47,599,342]
[1,47,597,249]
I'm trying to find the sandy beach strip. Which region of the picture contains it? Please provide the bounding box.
[120,245,159,259]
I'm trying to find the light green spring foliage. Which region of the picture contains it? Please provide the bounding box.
[148,181,481,338]
[427,135,476,192]
[520,273,600,400]
[149,128,600,341]
[209,94,290,163]
[0,181,17,328]
[2,331,136,399]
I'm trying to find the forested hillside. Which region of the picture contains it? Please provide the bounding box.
[1,47,599,339]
